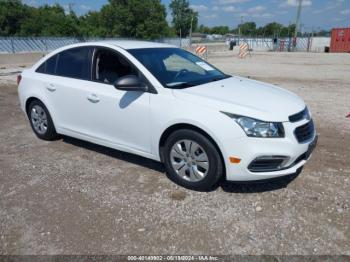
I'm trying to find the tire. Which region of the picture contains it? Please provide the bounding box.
[163,129,224,191]
[27,99,58,141]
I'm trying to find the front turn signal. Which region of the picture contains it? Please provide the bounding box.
[229,157,241,164]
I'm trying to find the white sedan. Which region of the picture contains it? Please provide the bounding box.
[18,41,317,190]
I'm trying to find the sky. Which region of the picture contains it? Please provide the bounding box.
[22,0,350,31]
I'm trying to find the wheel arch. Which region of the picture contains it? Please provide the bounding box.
[25,96,58,131]
[158,123,226,177]
[25,96,41,115]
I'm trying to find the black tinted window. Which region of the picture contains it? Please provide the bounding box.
[46,55,58,74]
[36,54,57,74]
[36,62,46,73]
[56,47,92,80]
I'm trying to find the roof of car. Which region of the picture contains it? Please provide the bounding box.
[90,40,176,49]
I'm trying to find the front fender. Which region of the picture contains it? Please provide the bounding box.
[150,93,245,162]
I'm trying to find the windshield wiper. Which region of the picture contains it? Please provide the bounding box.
[166,75,232,89]
[165,82,197,89]
[210,75,231,82]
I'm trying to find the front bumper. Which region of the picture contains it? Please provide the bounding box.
[224,119,317,181]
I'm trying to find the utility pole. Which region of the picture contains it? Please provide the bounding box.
[287,21,291,37]
[178,5,183,48]
[179,28,182,47]
[287,21,292,52]
[68,3,75,15]
[309,26,315,52]
[293,0,303,50]
[238,16,243,45]
[238,16,243,36]
[189,15,194,47]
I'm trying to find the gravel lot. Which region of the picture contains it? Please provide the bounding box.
[0,50,349,255]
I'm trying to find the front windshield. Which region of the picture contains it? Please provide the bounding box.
[128,48,230,88]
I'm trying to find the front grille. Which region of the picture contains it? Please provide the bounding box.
[294,120,315,143]
[248,157,287,172]
[289,107,309,122]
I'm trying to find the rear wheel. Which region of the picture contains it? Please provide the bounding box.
[163,129,223,191]
[27,100,57,141]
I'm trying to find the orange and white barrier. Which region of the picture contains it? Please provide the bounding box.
[239,43,249,58]
[195,45,208,60]
[195,45,207,55]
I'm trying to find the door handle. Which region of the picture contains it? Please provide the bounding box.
[46,83,56,92]
[87,94,100,103]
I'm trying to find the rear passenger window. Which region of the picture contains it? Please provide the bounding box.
[36,62,46,73]
[36,47,93,80]
[46,55,58,74]
[56,47,92,80]
[36,55,58,75]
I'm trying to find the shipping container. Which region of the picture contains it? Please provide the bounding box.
[330,28,350,53]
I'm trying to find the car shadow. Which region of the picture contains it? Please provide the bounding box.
[218,171,301,193]
[61,136,300,193]
[119,91,143,109]
[62,136,165,173]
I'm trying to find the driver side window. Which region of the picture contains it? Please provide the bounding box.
[94,49,137,84]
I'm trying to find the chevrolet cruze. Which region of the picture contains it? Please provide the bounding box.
[18,41,317,190]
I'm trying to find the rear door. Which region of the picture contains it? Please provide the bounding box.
[35,45,152,154]
[37,46,95,134]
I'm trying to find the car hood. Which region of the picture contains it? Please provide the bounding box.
[172,76,305,122]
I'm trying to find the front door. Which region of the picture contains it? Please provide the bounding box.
[80,47,152,154]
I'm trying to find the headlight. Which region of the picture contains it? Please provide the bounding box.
[222,112,285,138]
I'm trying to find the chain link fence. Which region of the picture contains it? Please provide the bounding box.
[0,37,191,54]
[0,36,328,54]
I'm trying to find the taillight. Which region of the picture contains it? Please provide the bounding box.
[17,74,22,85]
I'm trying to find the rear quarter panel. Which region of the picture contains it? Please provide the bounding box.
[18,70,57,124]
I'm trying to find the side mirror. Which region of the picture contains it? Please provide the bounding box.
[114,75,148,92]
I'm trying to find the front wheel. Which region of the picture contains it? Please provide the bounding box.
[163,129,224,191]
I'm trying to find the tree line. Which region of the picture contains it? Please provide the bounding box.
[0,0,329,38]
[198,23,297,37]
[0,0,199,39]
[199,22,330,37]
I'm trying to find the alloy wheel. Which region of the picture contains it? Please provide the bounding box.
[170,139,209,182]
[30,105,48,135]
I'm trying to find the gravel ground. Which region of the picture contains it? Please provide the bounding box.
[0,50,349,255]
